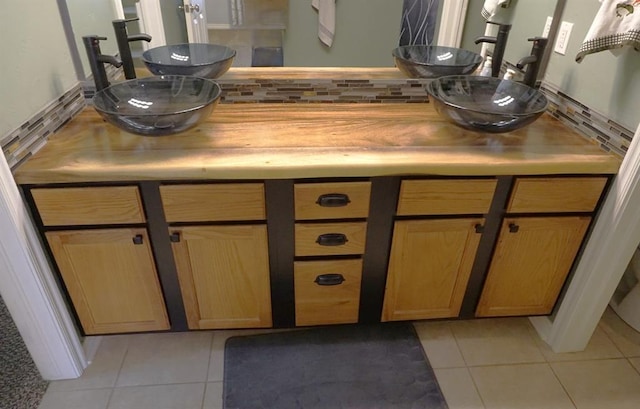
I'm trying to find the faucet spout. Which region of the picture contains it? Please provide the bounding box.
[516,37,549,88]
[112,18,153,80]
[474,22,511,78]
[128,33,152,43]
[97,54,123,68]
[516,55,537,70]
[82,35,121,92]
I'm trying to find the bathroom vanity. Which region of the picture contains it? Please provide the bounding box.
[14,103,621,335]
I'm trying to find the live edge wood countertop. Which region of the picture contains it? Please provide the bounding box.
[13,103,621,184]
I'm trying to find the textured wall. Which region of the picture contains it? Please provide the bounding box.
[283,0,403,67]
[544,0,640,130]
[0,2,78,137]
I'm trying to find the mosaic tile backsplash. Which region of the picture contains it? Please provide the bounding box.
[1,84,85,171]
[3,70,635,175]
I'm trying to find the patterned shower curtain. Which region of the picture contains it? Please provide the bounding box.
[399,0,440,46]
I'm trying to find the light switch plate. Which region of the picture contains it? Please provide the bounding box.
[542,16,553,37]
[554,21,574,55]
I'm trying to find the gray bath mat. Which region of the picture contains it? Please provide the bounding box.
[223,322,448,409]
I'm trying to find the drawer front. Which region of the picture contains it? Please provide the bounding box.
[32,186,145,226]
[397,179,497,216]
[295,222,367,256]
[160,183,265,222]
[294,182,371,220]
[507,177,608,213]
[294,259,362,326]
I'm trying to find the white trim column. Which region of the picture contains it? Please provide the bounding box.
[0,154,86,380]
[531,123,640,352]
[437,0,469,47]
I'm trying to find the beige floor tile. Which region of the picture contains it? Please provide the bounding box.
[449,318,545,366]
[37,388,112,409]
[116,332,212,387]
[108,383,205,409]
[48,335,129,392]
[203,382,223,409]
[434,368,485,409]
[414,321,466,369]
[630,358,640,374]
[537,325,623,362]
[470,364,575,409]
[600,307,640,357]
[551,359,640,409]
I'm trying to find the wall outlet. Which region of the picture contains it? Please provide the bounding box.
[554,21,574,55]
[542,16,553,38]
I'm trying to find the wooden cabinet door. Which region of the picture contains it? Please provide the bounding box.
[382,218,483,321]
[476,217,591,317]
[171,225,272,330]
[46,229,169,335]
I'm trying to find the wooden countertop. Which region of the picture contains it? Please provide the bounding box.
[13,103,621,184]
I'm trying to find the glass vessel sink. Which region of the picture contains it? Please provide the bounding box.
[426,75,548,133]
[93,75,221,136]
[392,45,483,78]
[142,43,236,79]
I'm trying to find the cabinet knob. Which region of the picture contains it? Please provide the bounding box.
[475,224,485,234]
[132,234,144,245]
[314,273,346,286]
[316,233,348,246]
[169,232,181,243]
[508,223,520,233]
[316,193,351,207]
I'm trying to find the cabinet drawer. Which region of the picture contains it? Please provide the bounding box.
[295,222,367,256]
[32,186,145,226]
[294,259,362,326]
[507,177,607,213]
[160,183,265,222]
[294,182,371,220]
[397,179,497,216]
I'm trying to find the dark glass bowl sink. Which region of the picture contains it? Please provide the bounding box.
[142,43,236,79]
[93,76,221,136]
[426,75,549,133]
[392,45,483,78]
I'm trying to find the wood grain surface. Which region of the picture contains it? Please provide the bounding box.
[13,104,621,184]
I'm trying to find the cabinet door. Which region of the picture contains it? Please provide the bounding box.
[46,229,170,335]
[171,225,272,329]
[382,218,483,321]
[476,217,591,317]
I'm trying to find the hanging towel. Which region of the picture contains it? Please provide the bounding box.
[481,0,510,20]
[312,0,336,47]
[576,0,640,62]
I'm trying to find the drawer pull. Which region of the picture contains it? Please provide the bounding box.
[314,273,346,286]
[132,234,144,245]
[316,193,351,207]
[316,233,348,246]
[509,223,520,233]
[169,232,181,243]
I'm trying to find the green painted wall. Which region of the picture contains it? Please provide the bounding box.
[283,0,403,67]
[0,2,78,137]
[66,0,119,77]
[545,0,640,130]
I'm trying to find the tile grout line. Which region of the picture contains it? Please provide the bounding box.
[547,362,579,409]
[447,323,488,408]
[202,331,216,409]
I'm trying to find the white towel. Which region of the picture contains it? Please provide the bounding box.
[481,0,510,20]
[576,0,640,62]
[312,0,336,47]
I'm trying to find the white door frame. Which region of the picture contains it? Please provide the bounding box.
[438,0,469,47]
[0,154,86,380]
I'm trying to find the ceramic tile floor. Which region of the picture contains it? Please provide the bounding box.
[38,307,640,409]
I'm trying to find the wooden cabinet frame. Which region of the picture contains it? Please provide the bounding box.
[20,174,612,334]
